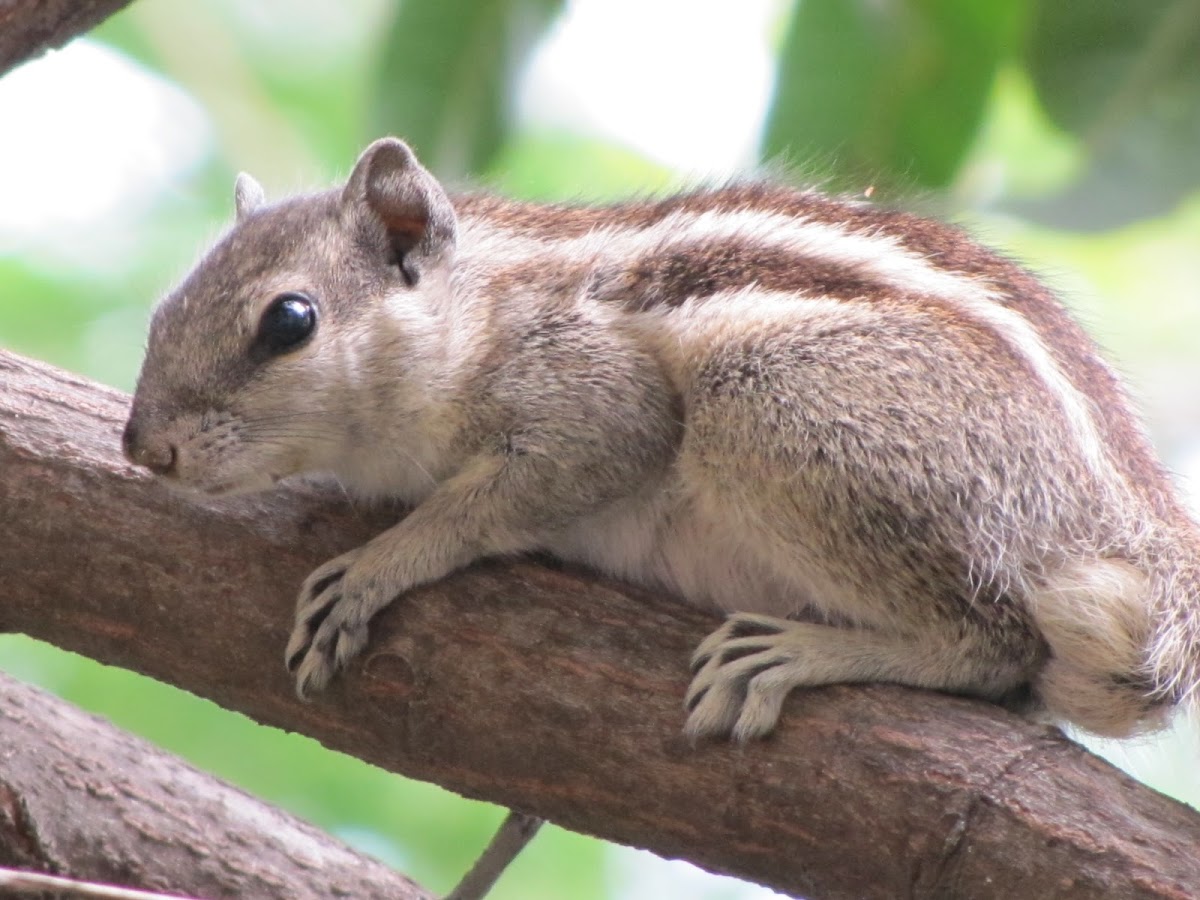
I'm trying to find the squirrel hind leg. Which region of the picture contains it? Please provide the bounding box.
[1030,558,1171,738]
[684,613,1037,742]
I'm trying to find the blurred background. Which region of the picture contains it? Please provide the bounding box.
[1,0,1198,897]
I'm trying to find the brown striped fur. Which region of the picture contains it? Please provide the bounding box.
[125,138,1200,742]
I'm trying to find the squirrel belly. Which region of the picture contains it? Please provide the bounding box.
[124,137,1200,742]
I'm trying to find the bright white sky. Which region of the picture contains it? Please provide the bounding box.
[0,41,209,250]
[522,0,778,174]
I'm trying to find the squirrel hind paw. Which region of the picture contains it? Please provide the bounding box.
[684,614,798,741]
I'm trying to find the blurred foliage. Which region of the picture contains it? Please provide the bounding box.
[764,0,1200,230]
[1,1,1198,898]
[764,0,1024,190]
[1023,0,1200,227]
[372,0,565,178]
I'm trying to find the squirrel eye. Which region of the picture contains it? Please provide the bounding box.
[255,292,316,356]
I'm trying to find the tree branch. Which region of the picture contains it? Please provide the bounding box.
[0,671,429,899]
[0,0,136,75]
[2,347,1199,899]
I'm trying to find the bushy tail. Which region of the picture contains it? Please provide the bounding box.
[1145,544,1200,716]
[1031,533,1200,738]
[1033,556,1166,736]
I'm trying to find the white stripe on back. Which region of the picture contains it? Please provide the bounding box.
[461,204,1114,481]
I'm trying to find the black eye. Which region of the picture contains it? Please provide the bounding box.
[255,292,316,356]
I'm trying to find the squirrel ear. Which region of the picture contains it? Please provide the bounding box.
[342,138,457,276]
[234,173,266,220]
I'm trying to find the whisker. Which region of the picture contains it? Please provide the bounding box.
[243,429,342,441]
[234,418,439,492]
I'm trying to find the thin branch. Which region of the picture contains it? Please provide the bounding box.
[2,347,1199,899]
[0,867,201,900]
[445,813,544,900]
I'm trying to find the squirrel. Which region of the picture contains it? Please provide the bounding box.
[123,136,1200,745]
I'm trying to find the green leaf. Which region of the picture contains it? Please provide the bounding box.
[762,0,1025,190]
[371,0,564,179]
[1021,0,1200,229]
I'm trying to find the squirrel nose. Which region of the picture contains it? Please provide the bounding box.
[122,419,178,476]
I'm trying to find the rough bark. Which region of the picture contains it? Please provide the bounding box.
[2,346,1199,899]
[0,670,430,899]
[0,0,136,75]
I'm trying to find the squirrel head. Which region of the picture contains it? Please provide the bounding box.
[123,137,458,495]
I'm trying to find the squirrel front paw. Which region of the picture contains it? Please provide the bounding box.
[285,548,375,697]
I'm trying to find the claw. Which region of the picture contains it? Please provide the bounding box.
[285,644,308,674]
[304,570,346,600]
[285,547,381,696]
